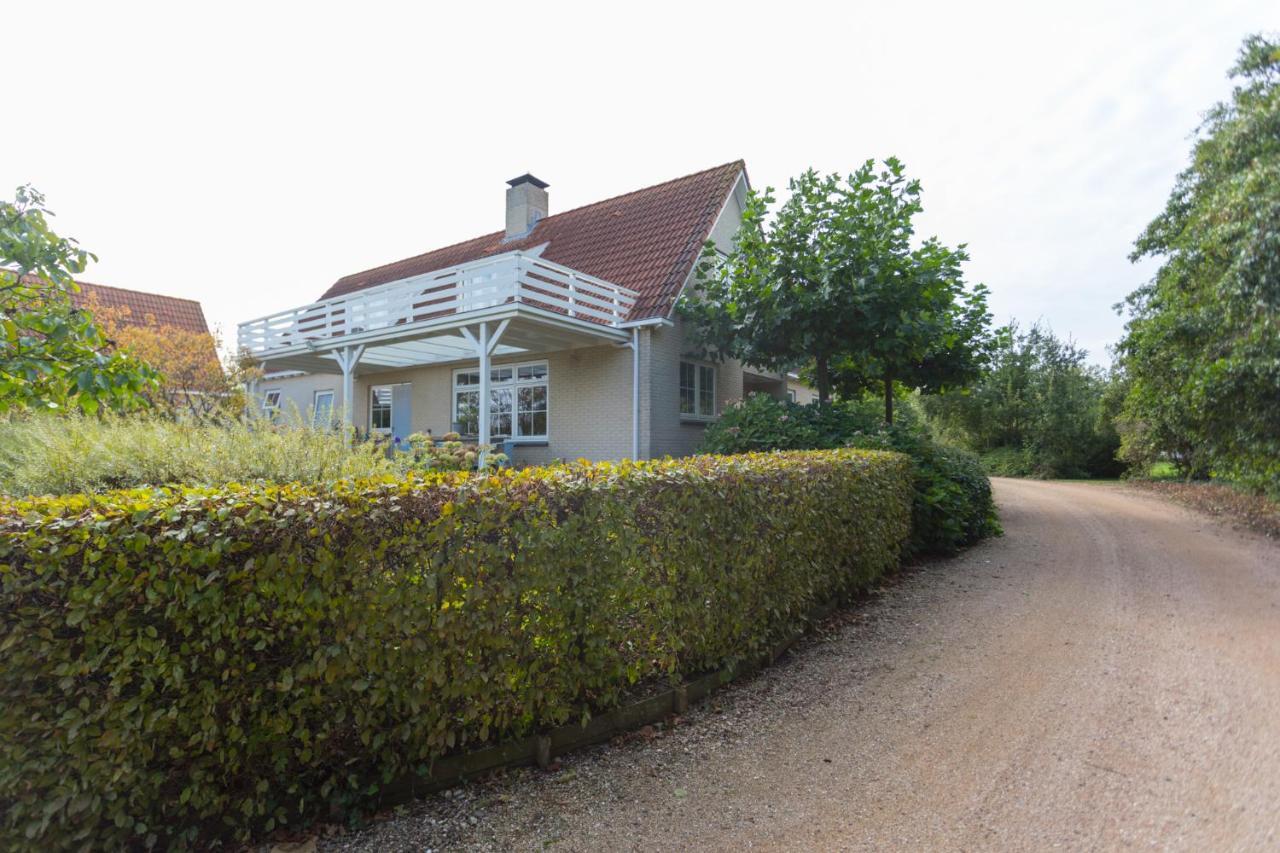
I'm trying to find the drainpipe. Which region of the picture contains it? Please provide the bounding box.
[631,327,640,460]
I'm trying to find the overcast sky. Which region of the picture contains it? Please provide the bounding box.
[5,1,1275,363]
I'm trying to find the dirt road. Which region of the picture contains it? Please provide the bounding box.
[326,479,1280,852]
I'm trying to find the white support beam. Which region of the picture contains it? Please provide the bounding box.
[333,344,364,443]
[486,319,510,355]
[477,323,490,467]
[462,320,510,469]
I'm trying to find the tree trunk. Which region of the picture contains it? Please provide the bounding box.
[815,355,831,405]
[884,373,894,425]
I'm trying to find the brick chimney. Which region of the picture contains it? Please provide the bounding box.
[505,174,549,240]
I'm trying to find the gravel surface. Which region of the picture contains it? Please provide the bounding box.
[315,479,1280,852]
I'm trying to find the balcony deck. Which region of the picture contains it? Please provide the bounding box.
[238,251,639,373]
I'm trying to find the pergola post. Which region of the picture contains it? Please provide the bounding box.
[461,320,509,468]
[333,344,364,445]
[478,323,490,454]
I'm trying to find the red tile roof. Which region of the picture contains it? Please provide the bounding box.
[320,160,746,320]
[69,281,211,334]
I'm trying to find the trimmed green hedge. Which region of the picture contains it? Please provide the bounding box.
[0,449,912,849]
[701,394,1000,555]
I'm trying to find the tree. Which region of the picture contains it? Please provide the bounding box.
[1116,34,1280,495]
[826,234,993,424]
[922,321,1122,478]
[88,300,252,419]
[679,160,991,422]
[0,186,158,413]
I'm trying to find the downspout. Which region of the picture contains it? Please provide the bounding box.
[618,317,669,461]
[631,327,640,460]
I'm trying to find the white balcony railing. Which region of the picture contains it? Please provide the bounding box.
[238,252,638,356]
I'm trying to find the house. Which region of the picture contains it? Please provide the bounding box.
[67,280,225,411]
[70,280,212,338]
[238,160,796,463]
[786,374,819,405]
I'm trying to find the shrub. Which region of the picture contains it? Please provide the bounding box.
[395,432,507,472]
[862,430,998,555]
[0,449,913,849]
[702,393,998,554]
[0,413,398,496]
[920,321,1122,479]
[0,416,510,497]
[980,446,1036,477]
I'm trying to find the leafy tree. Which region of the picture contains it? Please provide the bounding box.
[922,321,1121,478]
[680,160,991,423]
[0,186,157,413]
[1116,35,1280,495]
[89,300,254,419]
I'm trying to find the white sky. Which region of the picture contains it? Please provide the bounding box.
[5,0,1275,364]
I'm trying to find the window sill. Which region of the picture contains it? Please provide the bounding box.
[680,415,718,424]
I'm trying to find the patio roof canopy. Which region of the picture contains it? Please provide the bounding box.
[238,251,642,451]
[238,250,639,375]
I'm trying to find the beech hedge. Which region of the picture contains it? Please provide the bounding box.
[0,449,912,849]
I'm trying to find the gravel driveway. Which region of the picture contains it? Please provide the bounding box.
[318,479,1280,851]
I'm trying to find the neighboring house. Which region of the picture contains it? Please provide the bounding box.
[786,374,819,405]
[66,280,224,410]
[238,160,796,463]
[70,280,211,337]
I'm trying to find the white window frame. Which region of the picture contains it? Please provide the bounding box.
[680,360,717,420]
[452,360,549,442]
[313,389,335,426]
[369,385,395,435]
[262,389,282,420]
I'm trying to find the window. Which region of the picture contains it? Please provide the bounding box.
[370,386,393,434]
[263,389,282,421]
[313,390,334,426]
[787,389,798,403]
[680,361,716,418]
[453,361,548,440]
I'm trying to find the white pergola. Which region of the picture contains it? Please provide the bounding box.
[239,250,643,458]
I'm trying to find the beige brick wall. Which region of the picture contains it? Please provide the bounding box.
[260,328,758,463]
[645,316,748,459]
[259,344,635,464]
[259,372,344,422]
[788,379,819,405]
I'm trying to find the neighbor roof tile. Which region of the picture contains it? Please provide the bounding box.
[70,281,211,334]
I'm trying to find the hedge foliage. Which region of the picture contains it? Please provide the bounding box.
[0,449,913,849]
[702,393,999,555]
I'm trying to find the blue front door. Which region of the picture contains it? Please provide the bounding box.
[391,384,413,445]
